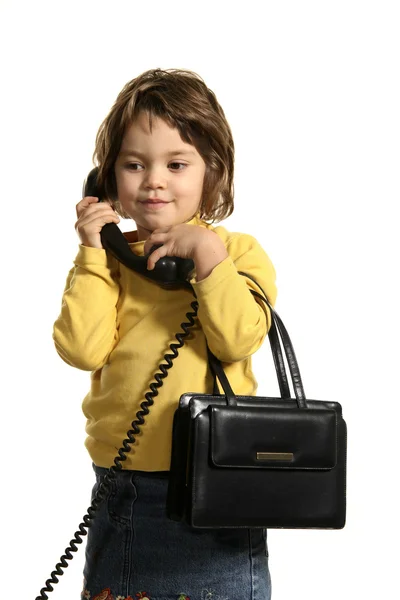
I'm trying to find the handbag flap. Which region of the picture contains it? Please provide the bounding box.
[210,406,337,470]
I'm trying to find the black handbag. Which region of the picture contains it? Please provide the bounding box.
[166,273,347,529]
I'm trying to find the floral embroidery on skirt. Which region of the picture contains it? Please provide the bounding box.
[81,588,190,600]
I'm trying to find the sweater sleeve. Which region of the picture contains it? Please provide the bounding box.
[189,234,277,363]
[52,244,121,371]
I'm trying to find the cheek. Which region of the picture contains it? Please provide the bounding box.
[185,174,204,194]
[117,174,138,196]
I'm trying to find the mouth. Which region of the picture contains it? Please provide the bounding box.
[141,200,169,210]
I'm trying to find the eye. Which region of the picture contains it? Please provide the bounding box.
[169,162,186,171]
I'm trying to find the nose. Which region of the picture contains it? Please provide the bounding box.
[144,166,167,190]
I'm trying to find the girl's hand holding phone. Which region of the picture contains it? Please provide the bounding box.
[144,224,228,273]
[75,196,120,249]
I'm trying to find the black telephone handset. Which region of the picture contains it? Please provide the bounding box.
[82,167,195,289]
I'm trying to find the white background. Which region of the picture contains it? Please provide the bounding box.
[1,0,399,598]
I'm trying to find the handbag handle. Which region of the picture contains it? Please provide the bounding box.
[207,271,307,409]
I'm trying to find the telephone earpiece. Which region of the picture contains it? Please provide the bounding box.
[82,167,195,289]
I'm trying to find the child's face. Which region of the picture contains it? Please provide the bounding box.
[114,111,207,241]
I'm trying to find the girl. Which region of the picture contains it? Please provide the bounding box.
[53,68,277,600]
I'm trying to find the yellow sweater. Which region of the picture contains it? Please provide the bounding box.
[52,214,278,471]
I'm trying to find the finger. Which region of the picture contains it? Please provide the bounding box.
[147,244,169,270]
[76,196,101,218]
[76,199,115,220]
[143,233,168,255]
[75,210,119,232]
[74,206,120,232]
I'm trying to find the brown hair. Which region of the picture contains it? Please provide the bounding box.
[92,68,235,223]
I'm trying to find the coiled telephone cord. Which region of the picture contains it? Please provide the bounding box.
[35,298,199,600]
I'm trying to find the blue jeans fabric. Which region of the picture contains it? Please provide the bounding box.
[82,463,272,600]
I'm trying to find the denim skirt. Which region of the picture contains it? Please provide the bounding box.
[82,463,272,600]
